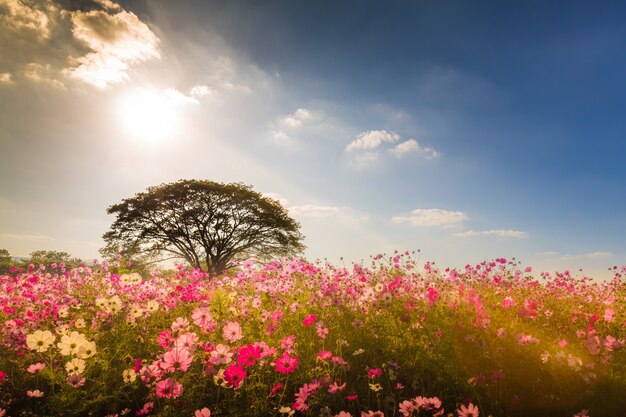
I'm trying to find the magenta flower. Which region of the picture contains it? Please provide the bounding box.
[303,314,317,326]
[237,344,261,367]
[224,363,247,388]
[274,351,298,374]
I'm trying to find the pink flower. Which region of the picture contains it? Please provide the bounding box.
[174,332,198,351]
[192,307,214,328]
[171,317,190,332]
[27,363,46,373]
[303,314,317,326]
[135,402,153,416]
[155,378,184,398]
[157,331,174,349]
[222,322,243,343]
[399,400,415,417]
[367,368,382,378]
[270,382,283,396]
[162,348,193,373]
[281,335,296,350]
[361,412,384,417]
[210,344,233,365]
[194,408,211,417]
[237,344,261,367]
[457,403,479,417]
[316,324,329,338]
[328,381,346,394]
[27,389,44,397]
[66,373,86,387]
[224,363,246,388]
[274,351,298,374]
[317,350,333,360]
[334,412,352,417]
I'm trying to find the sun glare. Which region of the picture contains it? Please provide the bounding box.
[119,89,177,142]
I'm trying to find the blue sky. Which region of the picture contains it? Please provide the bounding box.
[0,0,624,277]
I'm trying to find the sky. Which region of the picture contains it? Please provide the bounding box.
[1,0,625,278]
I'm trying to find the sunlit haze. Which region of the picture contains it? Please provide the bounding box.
[1,0,625,279]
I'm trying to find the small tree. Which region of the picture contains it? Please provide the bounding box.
[0,249,11,274]
[25,250,84,270]
[101,180,305,276]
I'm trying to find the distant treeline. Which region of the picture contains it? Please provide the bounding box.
[0,249,85,274]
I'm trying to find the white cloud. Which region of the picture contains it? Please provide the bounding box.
[164,88,199,105]
[66,4,160,88]
[0,72,14,84]
[346,130,400,152]
[262,192,289,207]
[288,204,368,222]
[289,205,345,218]
[0,233,55,242]
[454,229,528,238]
[538,251,614,259]
[270,130,293,146]
[189,84,214,98]
[349,151,379,168]
[391,208,467,228]
[281,108,313,128]
[391,139,441,159]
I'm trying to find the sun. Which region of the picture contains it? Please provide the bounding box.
[118,89,178,142]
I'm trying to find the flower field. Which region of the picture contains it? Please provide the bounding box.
[1,254,625,417]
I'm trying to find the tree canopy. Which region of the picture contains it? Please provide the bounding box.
[101,180,305,275]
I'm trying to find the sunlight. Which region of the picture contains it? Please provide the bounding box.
[118,89,178,142]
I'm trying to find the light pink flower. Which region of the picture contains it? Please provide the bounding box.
[27,390,44,398]
[457,403,479,417]
[171,317,190,332]
[162,348,193,373]
[27,363,46,373]
[194,407,211,417]
[222,322,243,343]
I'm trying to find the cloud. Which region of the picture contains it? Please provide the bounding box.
[0,72,13,84]
[23,63,65,88]
[0,0,54,40]
[268,107,316,146]
[348,151,380,168]
[0,233,55,242]
[280,108,313,128]
[65,4,160,88]
[391,208,467,227]
[391,139,441,159]
[164,88,199,105]
[538,251,614,259]
[189,84,215,98]
[288,204,368,221]
[0,1,159,88]
[346,130,399,152]
[269,130,293,146]
[454,229,528,238]
[262,192,289,207]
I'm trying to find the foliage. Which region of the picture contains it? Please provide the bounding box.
[0,255,625,417]
[0,249,10,274]
[101,180,305,276]
[0,249,84,274]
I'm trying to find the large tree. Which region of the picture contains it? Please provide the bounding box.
[101,180,305,275]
